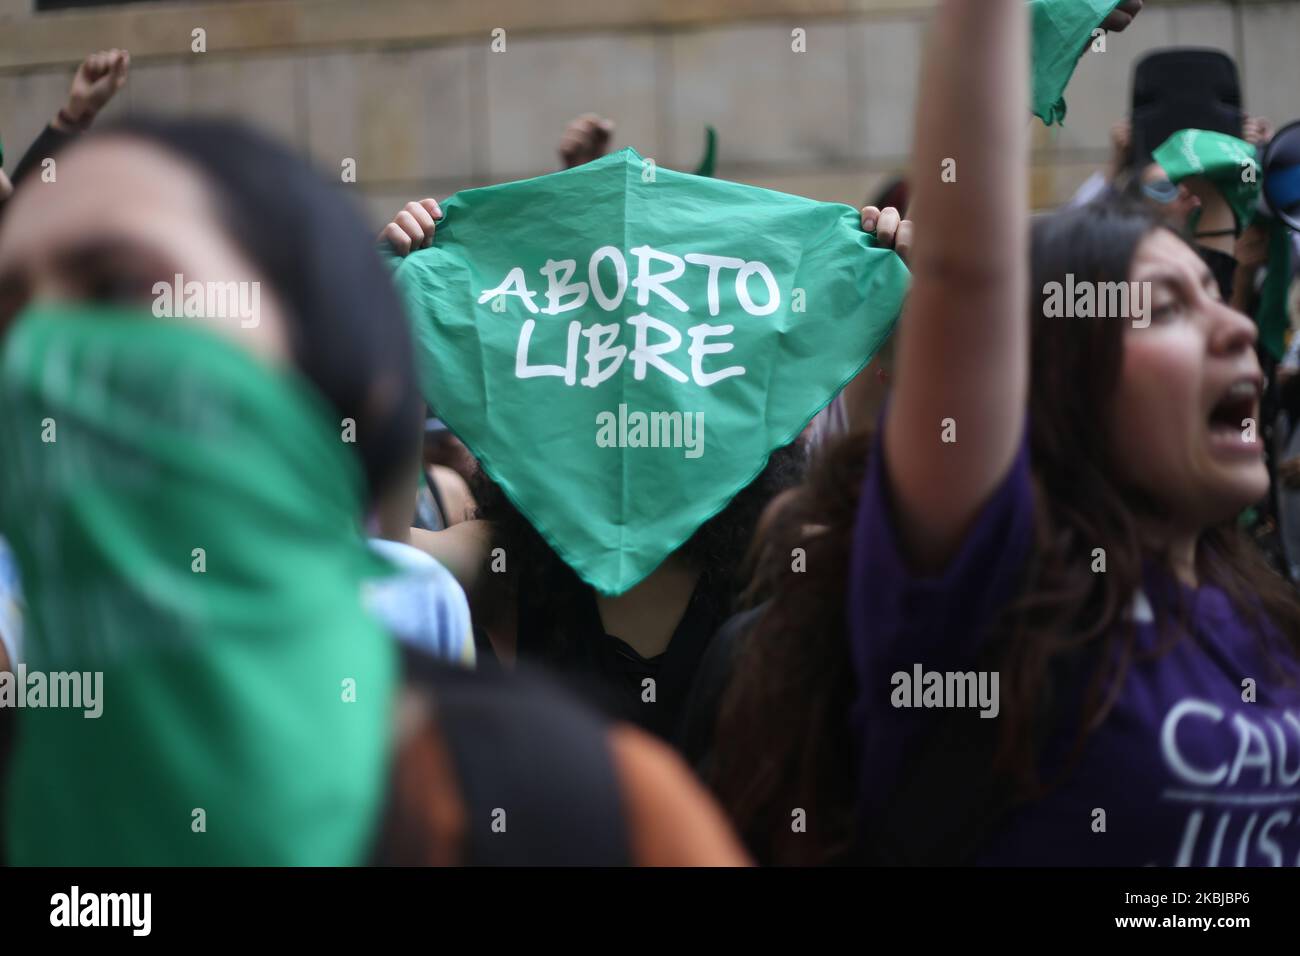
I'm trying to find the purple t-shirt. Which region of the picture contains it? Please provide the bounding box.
[849,428,1300,866]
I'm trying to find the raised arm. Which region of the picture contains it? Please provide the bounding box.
[11,49,130,188]
[882,0,1029,573]
[377,199,497,602]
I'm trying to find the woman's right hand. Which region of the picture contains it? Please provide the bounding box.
[861,205,913,265]
[558,113,615,169]
[1100,0,1144,33]
[379,199,442,256]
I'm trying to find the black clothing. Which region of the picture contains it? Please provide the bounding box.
[11,124,74,187]
[371,645,630,866]
[514,570,733,743]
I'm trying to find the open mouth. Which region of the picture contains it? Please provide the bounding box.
[1207,378,1261,443]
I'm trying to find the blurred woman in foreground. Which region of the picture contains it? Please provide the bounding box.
[0,117,745,866]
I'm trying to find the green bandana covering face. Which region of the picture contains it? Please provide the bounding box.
[1255,219,1293,360]
[0,305,396,865]
[1153,129,1261,233]
[1030,0,1123,126]
[391,147,910,594]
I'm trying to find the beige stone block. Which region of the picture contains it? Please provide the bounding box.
[1240,3,1300,130]
[1030,158,1113,210]
[1,0,945,71]
[1161,2,1239,48]
[127,55,303,148]
[728,164,896,207]
[482,31,659,180]
[846,17,924,162]
[665,21,856,169]
[305,46,477,186]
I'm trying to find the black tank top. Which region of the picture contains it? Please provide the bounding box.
[513,570,732,743]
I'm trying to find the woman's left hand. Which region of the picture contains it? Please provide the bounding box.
[861,205,913,265]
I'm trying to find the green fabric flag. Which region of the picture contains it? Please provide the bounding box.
[391,147,909,595]
[1255,221,1293,360]
[692,126,717,178]
[0,305,396,865]
[1154,129,1261,232]
[1030,0,1123,126]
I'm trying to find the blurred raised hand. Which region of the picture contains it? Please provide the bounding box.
[558,113,614,169]
[53,49,130,132]
[1243,116,1275,148]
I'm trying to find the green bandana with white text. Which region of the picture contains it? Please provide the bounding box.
[0,306,396,865]
[390,147,910,595]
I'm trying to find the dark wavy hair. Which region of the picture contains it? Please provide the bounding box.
[710,198,1300,865]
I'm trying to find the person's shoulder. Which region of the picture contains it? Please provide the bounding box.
[607,723,751,866]
[380,648,750,865]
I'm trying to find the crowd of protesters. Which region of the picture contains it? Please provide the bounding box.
[3,0,1300,867]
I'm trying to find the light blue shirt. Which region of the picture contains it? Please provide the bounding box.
[364,538,475,666]
[0,535,23,665]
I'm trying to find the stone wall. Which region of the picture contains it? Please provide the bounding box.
[1,0,1296,224]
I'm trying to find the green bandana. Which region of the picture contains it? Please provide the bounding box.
[1255,221,1293,360]
[1153,129,1261,233]
[692,126,717,178]
[391,147,909,594]
[0,306,396,865]
[1030,0,1123,126]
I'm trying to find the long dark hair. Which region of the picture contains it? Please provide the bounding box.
[711,198,1300,864]
[710,430,869,864]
